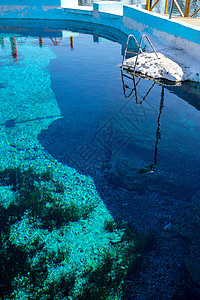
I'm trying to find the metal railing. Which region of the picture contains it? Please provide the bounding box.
[146,0,200,18]
[122,34,159,77]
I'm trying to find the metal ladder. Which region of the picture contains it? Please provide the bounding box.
[122,34,159,76]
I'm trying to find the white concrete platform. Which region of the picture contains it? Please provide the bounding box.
[123,52,194,82]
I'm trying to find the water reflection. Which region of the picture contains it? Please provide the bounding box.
[139,86,164,173]
[10,37,18,62]
[39,36,43,47]
[41,36,74,48]
[121,70,166,173]
[121,70,157,103]
[0,37,4,48]
[0,36,18,62]
[0,35,75,62]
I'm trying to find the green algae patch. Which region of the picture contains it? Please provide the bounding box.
[0,165,139,299]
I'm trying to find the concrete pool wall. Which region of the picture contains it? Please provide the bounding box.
[0,0,200,81]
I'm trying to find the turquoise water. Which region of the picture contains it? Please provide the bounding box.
[0,21,200,299]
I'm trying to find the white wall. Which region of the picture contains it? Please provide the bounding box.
[61,0,78,8]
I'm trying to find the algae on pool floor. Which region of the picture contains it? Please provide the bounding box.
[0,37,140,300]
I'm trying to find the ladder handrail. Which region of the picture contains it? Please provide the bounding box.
[122,34,144,67]
[122,34,159,77]
[141,34,158,58]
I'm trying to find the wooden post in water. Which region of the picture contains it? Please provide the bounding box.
[184,0,191,16]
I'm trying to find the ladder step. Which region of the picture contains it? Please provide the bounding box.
[126,51,137,54]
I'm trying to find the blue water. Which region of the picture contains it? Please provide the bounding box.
[41,32,200,200]
[1,20,200,299]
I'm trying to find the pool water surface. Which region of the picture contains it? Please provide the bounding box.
[0,21,200,299]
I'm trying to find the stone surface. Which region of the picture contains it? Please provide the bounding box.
[124,53,187,82]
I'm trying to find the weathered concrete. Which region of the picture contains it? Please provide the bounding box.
[123,53,194,82]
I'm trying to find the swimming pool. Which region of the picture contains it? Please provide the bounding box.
[0,20,200,299]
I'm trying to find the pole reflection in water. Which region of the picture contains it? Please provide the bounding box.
[121,70,141,98]
[121,70,165,173]
[0,37,4,48]
[1,35,75,63]
[39,37,43,47]
[121,69,156,104]
[50,37,62,46]
[70,36,74,49]
[50,36,73,48]
[139,86,164,174]
[10,37,18,62]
